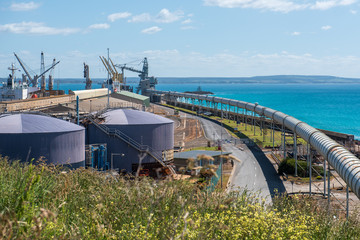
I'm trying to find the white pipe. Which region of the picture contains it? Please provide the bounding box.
[147,89,360,198]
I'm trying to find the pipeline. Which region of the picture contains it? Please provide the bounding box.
[147,89,360,199]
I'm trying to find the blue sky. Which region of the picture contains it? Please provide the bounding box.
[1,0,360,78]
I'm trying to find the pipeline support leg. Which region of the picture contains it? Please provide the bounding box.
[307,143,312,196]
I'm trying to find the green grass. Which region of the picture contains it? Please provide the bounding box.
[279,158,325,178]
[0,158,359,239]
[207,116,308,148]
[163,104,197,115]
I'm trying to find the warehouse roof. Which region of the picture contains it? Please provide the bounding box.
[101,109,173,125]
[0,114,84,133]
[116,91,149,101]
[111,91,150,107]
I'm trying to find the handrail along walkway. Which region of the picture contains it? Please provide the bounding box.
[87,113,175,174]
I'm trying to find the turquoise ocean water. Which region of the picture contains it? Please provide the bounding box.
[57,79,360,139]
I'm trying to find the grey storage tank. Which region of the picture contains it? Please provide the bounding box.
[87,109,174,172]
[0,113,85,168]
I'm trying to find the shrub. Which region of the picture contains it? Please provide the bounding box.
[278,158,324,177]
[0,158,358,239]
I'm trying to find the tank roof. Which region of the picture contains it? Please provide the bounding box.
[101,109,173,125]
[0,114,84,133]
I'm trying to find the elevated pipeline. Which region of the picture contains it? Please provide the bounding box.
[147,89,360,199]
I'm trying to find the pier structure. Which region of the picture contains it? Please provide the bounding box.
[147,90,360,209]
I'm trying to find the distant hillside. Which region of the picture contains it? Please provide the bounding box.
[156,75,360,84]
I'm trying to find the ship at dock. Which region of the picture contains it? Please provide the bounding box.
[0,63,39,101]
[184,86,213,95]
[0,52,64,102]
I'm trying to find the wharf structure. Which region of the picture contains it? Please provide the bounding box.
[146,89,360,200]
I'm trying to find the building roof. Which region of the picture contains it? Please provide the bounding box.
[101,109,173,125]
[111,91,150,107]
[174,150,231,160]
[0,114,84,133]
[115,91,149,101]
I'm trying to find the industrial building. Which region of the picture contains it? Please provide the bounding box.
[86,109,174,173]
[0,113,85,168]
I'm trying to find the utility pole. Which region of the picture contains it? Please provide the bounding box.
[107,48,110,108]
[220,109,223,188]
[76,96,79,125]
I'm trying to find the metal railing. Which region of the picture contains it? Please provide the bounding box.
[147,89,360,199]
[87,114,175,174]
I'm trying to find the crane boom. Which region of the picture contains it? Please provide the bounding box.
[14,52,33,83]
[114,57,155,94]
[38,60,60,79]
[14,52,59,87]
[109,58,123,83]
[109,58,118,75]
[101,56,115,75]
[120,65,143,74]
[99,56,110,73]
[49,58,56,76]
[99,56,123,84]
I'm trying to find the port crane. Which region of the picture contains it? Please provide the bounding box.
[40,52,45,90]
[48,58,57,90]
[14,52,60,88]
[115,57,157,94]
[83,62,92,90]
[99,56,123,84]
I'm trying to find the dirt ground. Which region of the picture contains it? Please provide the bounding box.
[152,105,209,149]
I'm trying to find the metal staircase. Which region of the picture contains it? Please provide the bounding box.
[87,114,175,175]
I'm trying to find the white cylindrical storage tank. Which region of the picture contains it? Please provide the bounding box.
[0,113,85,168]
[87,109,174,173]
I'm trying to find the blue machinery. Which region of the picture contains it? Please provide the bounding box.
[89,144,108,170]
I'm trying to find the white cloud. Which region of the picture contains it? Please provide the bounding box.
[141,26,162,34]
[0,22,80,35]
[155,9,184,23]
[310,1,337,10]
[339,0,357,5]
[310,0,356,10]
[129,13,152,22]
[203,0,309,12]
[107,12,132,22]
[292,31,300,36]
[204,0,357,12]
[182,19,192,24]
[143,49,179,56]
[88,23,110,29]
[350,9,357,14]
[321,25,332,30]
[10,1,40,11]
[129,9,184,23]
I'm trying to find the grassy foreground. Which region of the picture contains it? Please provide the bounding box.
[0,159,359,239]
